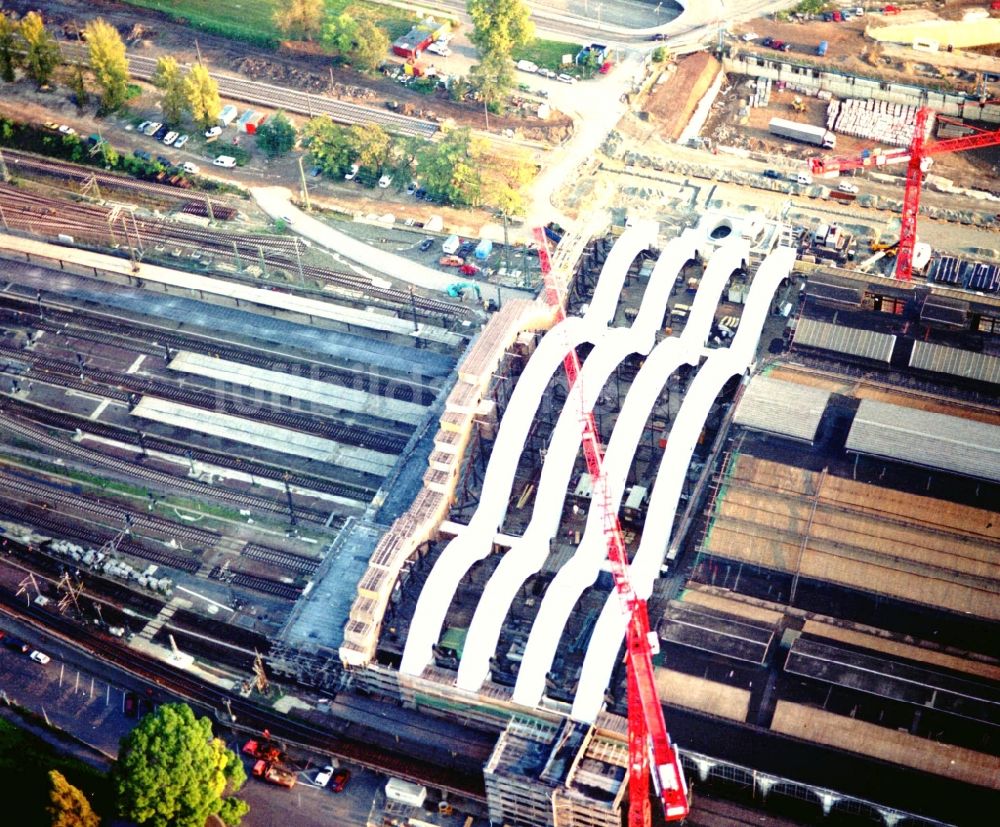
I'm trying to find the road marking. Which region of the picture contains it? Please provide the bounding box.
[126,354,146,374]
[90,399,111,420]
[176,585,234,613]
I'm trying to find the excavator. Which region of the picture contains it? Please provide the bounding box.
[445,282,481,300]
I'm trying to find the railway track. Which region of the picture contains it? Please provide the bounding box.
[0,499,202,573]
[241,542,320,575]
[0,395,378,504]
[0,183,477,321]
[58,45,439,140]
[0,342,410,453]
[0,466,219,547]
[209,566,303,601]
[1,149,237,207]
[0,291,440,404]
[0,414,346,524]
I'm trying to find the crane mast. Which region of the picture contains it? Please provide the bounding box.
[533,227,689,825]
[808,107,1000,281]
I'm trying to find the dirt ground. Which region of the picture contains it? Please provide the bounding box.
[1,0,572,143]
[699,82,997,189]
[644,53,721,141]
[731,3,1000,97]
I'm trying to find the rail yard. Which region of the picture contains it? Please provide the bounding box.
[0,2,998,827]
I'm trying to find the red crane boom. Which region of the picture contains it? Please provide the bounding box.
[808,108,1000,281]
[533,227,689,825]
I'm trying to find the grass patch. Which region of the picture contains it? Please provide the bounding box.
[513,38,582,72]
[0,716,113,827]
[119,0,420,50]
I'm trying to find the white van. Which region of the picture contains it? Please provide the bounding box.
[795,172,813,186]
[213,155,237,168]
[441,234,461,255]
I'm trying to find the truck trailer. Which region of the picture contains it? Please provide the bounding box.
[769,117,836,148]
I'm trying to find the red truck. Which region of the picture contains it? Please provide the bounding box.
[242,740,285,763]
[252,760,296,788]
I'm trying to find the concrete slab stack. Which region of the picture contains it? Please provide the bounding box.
[827,98,936,147]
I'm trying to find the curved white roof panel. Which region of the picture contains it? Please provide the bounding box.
[572,246,796,721]
[399,223,658,677]
[511,238,749,708]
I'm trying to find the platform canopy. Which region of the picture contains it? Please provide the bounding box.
[734,374,831,443]
[793,317,896,363]
[846,398,1000,483]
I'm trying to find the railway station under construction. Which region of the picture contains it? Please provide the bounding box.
[308,214,999,827]
[1,198,997,827]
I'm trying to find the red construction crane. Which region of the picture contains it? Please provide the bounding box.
[533,227,689,826]
[809,107,1000,281]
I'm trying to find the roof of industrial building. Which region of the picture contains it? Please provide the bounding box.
[804,278,863,307]
[920,294,969,327]
[845,398,1000,483]
[733,374,831,443]
[658,601,775,665]
[786,636,1000,727]
[793,317,896,363]
[908,341,1000,386]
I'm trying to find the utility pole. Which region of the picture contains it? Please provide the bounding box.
[232,240,242,270]
[205,197,215,222]
[0,148,9,183]
[297,156,311,210]
[293,237,305,285]
[195,39,203,65]
[283,472,297,526]
[409,285,419,331]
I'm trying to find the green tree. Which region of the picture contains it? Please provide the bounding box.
[0,12,20,83]
[478,143,533,215]
[85,18,129,112]
[47,770,100,827]
[417,126,480,205]
[350,122,391,179]
[114,703,247,827]
[303,116,357,174]
[322,12,389,72]
[185,64,221,130]
[19,11,61,88]
[273,0,325,41]
[151,56,188,125]
[466,0,532,109]
[470,50,514,113]
[467,0,534,56]
[256,111,297,157]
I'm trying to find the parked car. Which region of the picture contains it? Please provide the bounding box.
[213,155,237,168]
[650,33,668,41]
[162,131,179,145]
[331,768,351,793]
[29,650,50,664]
[57,124,76,135]
[314,765,334,787]
[204,125,222,139]
[556,73,577,84]
[770,40,786,50]
[459,263,480,276]
[837,181,859,194]
[181,161,200,174]
[882,4,900,14]
[378,174,393,189]
[439,255,464,267]
[173,134,189,149]
[156,155,171,167]
[426,42,450,57]
[309,165,322,178]
[418,238,435,252]
[143,122,162,136]
[414,187,427,200]
[344,163,359,181]
[153,125,170,140]
[133,149,151,162]
[762,37,774,47]
[406,181,418,195]
[762,169,782,179]
[137,120,152,133]
[741,32,758,42]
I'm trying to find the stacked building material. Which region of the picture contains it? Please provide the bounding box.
[826,98,935,147]
[750,77,772,108]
